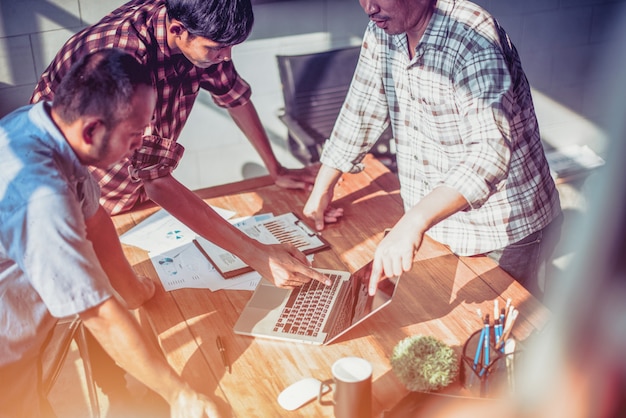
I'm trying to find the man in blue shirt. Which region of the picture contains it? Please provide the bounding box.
[0,50,225,417]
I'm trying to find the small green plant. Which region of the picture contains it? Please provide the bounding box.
[390,335,459,392]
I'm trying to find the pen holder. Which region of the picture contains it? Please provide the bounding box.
[459,329,522,398]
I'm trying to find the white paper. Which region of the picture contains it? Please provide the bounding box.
[120,206,236,252]
[149,242,260,292]
[545,145,605,179]
[125,210,291,291]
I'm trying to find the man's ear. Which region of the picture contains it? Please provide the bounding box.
[168,18,186,37]
[82,118,102,145]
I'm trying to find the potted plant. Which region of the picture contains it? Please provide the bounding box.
[390,335,459,392]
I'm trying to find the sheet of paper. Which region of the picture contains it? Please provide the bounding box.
[120,206,236,252]
[545,144,605,179]
[149,242,260,292]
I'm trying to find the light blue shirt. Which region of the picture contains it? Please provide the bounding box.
[0,102,114,366]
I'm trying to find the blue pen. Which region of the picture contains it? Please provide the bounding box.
[472,326,486,371]
[472,309,486,371]
[479,314,490,376]
[499,309,506,352]
[494,318,501,347]
[474,328,485,370]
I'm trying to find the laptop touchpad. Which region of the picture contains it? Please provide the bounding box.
[248,284,290,310]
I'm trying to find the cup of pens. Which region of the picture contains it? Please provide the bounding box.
[460,300,521,398]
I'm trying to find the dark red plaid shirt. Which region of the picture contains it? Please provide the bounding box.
[31,0,252,214]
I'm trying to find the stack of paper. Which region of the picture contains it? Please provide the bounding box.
[120,209,326,292]
[120,207,264,292]
[545,144,605,182]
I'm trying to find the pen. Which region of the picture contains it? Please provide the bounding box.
[499,308,519,348]
[216,336,231,374]
[499,308,506,352]
[473,326,486,371]
[472,309,485,371]
[504,298,512,322]
[494,317,501,347]
[479,314,490,376]
[493,300,501,347]
[493,300,499,323]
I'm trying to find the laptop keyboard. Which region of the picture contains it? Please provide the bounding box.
[273,273,341,337]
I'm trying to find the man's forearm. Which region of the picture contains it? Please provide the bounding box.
[403,185,470,234]
[227,100,282,177]
[80,298,189,405]
[310,164,342,198]
[144,175,265,262]
[302,164,344,230]
[86,206,151,309]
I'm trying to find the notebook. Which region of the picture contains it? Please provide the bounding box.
[233,261,400,345]
[194,212,331,278]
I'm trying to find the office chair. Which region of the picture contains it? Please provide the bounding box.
[276,46,396,171]
[42,316,101,418]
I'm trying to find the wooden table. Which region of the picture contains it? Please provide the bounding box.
[113,154,550,417]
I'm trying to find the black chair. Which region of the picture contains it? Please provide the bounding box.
[276,46,396,171]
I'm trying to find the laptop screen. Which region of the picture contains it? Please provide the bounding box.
[325,262,399,344]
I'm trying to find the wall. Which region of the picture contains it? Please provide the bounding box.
[1,0,624,190]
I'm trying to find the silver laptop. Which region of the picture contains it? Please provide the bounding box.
[233,261,400,345]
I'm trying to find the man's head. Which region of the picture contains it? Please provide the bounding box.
[165,0,254,68]
[360,0,435,36]
[52,49,156,169]
[166,0,254,44]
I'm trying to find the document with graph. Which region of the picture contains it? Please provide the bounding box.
[193,212,330,278]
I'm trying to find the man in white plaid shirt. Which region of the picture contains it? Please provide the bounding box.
[304,0,562,299]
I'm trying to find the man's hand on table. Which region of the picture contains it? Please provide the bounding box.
[272,163,320,191]
[133,274,157,305]
[302,163,344,231]
[368,219,425,296]
[247,243,331,288]
[116,274,156,310]
[302,187,344,231]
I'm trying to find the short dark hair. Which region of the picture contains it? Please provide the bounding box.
[52,49,153,128]
[165,0,254,45]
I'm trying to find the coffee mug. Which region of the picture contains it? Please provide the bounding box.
[318,357,372,418]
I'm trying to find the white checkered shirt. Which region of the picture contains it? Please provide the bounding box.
[321,0,561,255]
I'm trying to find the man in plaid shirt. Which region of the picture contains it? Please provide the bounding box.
[304,0,563,299]
[32,0,328,290]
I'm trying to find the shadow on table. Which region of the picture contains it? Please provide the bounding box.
[132,255,244,417]
[180,345,234,417]
[330,253,502,346]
